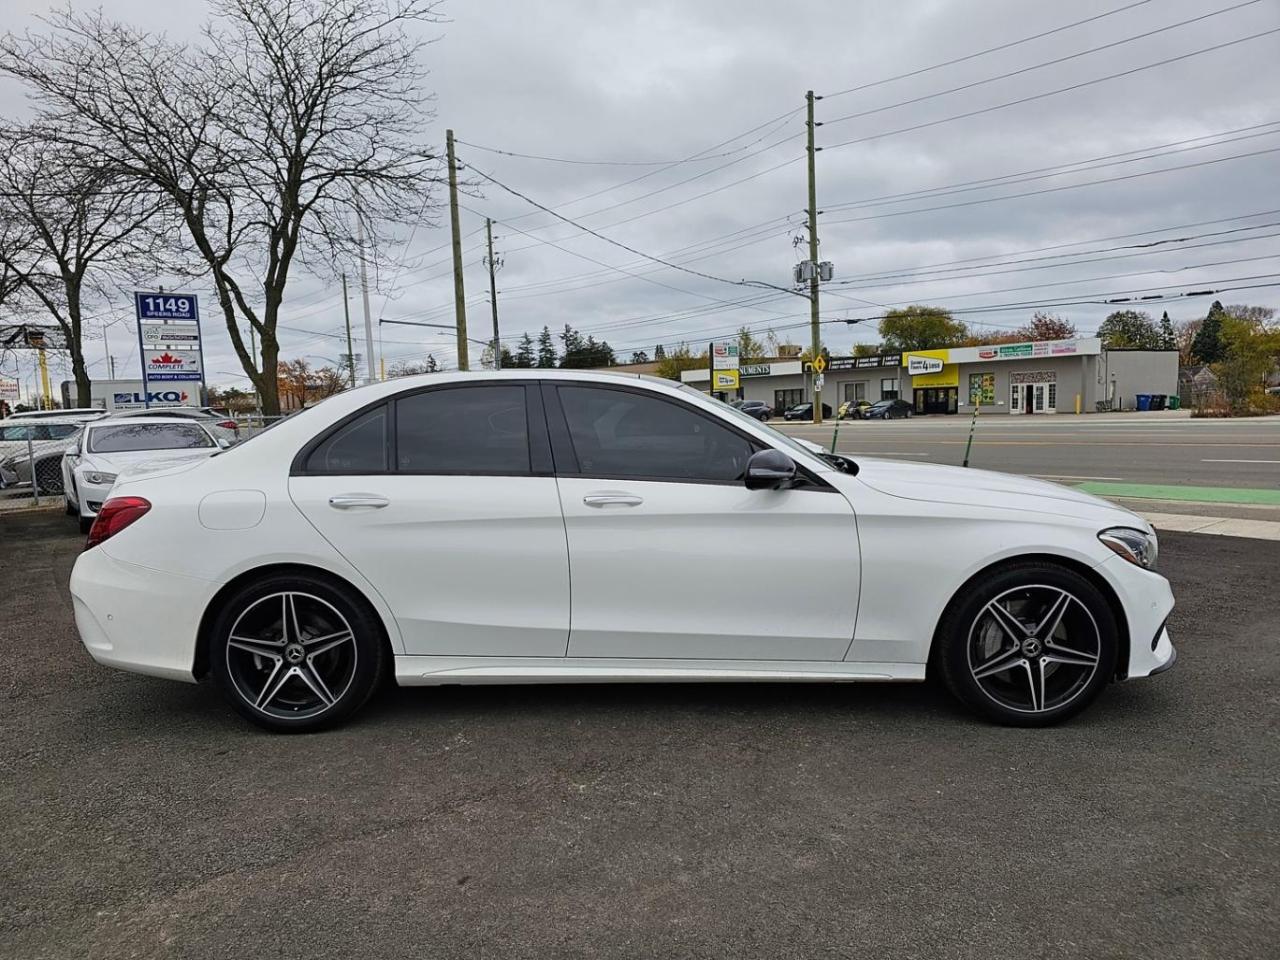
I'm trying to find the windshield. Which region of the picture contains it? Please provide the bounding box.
[870,400,892,409]
[681,386,828,464]
[88,422,214,453]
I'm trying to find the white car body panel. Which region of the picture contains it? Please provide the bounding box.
[289,474,571,657]
[555,475,858,661]
[68,370,1175,701]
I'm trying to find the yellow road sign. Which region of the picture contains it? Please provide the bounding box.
[812,355,826,374]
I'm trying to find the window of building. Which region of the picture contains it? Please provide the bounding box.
[969,372,996,405]
[558,386,753,483]
[1047,382,1057,410]
[396,385,530,474]
[774,388,804,413]
[842,381,867,402]
[880,378,899,400]
[304,405,388,473]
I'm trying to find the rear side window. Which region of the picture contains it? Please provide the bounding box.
[396,386,530,474]
[88,422,214,452]
[557,386,753,482]
[304,405,388,473]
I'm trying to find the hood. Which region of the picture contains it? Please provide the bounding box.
[851,456,1146,528]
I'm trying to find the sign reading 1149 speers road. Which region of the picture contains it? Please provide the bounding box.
[134,291,204,408]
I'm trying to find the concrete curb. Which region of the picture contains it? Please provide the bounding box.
[1139,511,1280,541]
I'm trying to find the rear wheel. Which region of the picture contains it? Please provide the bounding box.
[65,497,75,516]
[209,574,387,733]
[936,562,1118,726]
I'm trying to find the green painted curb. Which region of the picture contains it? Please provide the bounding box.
[1076,482,1280,505]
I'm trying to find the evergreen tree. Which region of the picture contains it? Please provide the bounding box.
[1190,301,1226,363]
[1158,311,1176,350]
[654,343,666,360]
[536,325,557,367]
[513,333,535,368]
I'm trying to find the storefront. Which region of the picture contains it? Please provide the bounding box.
[680,337,1178,415]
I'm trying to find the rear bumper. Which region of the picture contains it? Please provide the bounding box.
[69,546,207,683]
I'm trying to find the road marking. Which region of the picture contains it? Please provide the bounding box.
[1076,482,1280,505]
[1201,458,1280,463]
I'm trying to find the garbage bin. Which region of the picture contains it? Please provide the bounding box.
[1151,394,1166,411]
[1136,394,1151,411]
[1168,395,1181,410]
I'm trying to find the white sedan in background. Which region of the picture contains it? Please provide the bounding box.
[64,417,230,532]
[69,371,1175,733]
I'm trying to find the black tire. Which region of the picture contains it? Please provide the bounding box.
[208,573,388,733]
[935,561,1118,726]
[65,497,76,516]
[78,515,93,533]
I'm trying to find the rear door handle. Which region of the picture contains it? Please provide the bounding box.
[583,494,643,508]
[328,494,390,509]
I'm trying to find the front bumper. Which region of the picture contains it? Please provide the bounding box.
[1096,554,1177,680]
[70,546,208,683]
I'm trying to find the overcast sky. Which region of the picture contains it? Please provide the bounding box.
[3,0,1279,393]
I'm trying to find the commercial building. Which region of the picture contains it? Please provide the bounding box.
[681,337,1179,415]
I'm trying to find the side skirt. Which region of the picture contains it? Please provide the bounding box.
[394,656,926,686]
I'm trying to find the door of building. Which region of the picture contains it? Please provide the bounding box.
[913,387,958,415]
[1011,381,1056,414]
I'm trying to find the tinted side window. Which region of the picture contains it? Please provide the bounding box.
[304,405,388,473]
[557,386,753,482]
[396,386,530,474]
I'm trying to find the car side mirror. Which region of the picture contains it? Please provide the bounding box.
[216,437,232,449]
[744,448,796,490]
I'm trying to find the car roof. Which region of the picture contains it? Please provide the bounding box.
[7,408,106,419]
[89,416,210,426]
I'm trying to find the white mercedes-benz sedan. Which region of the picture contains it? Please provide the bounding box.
[69,371,1175,732]
[63,417,231,532]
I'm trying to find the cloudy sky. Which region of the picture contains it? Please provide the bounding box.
[3,0,1279,394]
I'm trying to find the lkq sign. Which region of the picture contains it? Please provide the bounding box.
[133,291,205,405]
[906,355,945,376]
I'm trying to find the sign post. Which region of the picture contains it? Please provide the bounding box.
[708,341,741,396]
[134,292,203,409]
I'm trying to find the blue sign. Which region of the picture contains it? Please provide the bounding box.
[135,292,199,322]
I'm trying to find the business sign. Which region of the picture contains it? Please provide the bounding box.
[741,364,771,377]
[135,292,199,322]
[958,338,1100,365]
[710,341,740,370]
[907,355,945,376]
[141,322,201,344]
[111,388,194,409]
[144,351,203,381]
[712,369,741,390]
[829,352,902,371]
[0,378,18,403]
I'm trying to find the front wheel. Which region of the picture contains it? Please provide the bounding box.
[209,574,387,733]
[935,562,1118,726]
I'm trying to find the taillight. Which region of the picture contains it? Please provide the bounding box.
[217,419,237,430]
[85,496,152,550]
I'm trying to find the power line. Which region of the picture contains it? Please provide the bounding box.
[822,1,1264,128]
[822,0,1156,99]
[822,27,1280,151]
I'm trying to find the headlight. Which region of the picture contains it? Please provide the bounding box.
[83,471,118,486]
[1099,526,1158,570]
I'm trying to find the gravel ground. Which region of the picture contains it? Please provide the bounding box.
[1,510,1276,960]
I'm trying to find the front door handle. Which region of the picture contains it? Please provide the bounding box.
[583,494,644,508]
[328,494,390,509]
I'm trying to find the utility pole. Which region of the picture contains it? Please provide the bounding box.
[341,273,356,388]
[108,355,115,379]
[356,214,376,383]
[446,129,470,371]
[485,217,501,370]
[806,89,822,425]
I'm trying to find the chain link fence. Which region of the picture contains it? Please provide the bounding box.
[0,424,80,508]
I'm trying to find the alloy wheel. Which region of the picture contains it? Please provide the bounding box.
[965,584,1101,714]
[224,591,358,721]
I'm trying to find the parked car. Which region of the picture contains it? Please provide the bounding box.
[63,417,230,532]
[0,419,82,463]
[864,398,913,420]
[838,399,872,420]
[0,432,80,494]
[783,402,832,420]
[737,400,772,421]
[70,371,1174,733]
[104,406,240,443]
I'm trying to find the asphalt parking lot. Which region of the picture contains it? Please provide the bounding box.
[2,508,1277,960]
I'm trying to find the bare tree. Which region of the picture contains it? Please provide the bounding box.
[0,127,167,405]
[1,0,443,415]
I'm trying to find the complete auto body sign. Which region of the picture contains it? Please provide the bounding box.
[145,351,202,381]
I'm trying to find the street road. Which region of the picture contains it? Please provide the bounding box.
[2,509,1277,959]
[776,414,1280,488]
